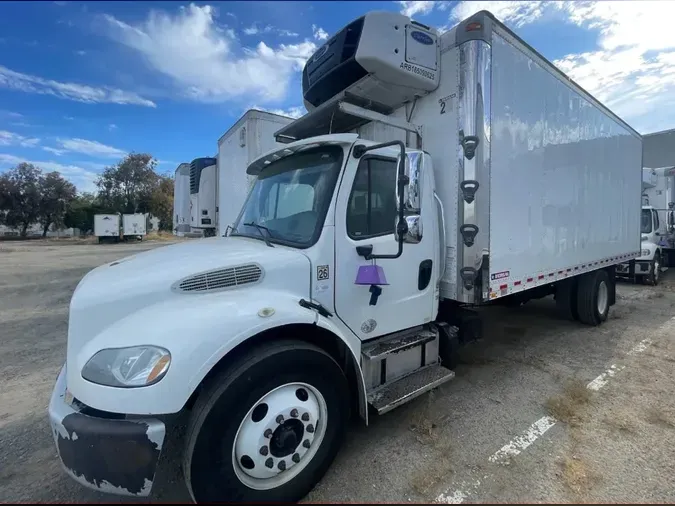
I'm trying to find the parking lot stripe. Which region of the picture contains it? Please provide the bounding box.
[434,333,657,504]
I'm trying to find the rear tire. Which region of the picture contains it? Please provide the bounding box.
[555,278,579,321]
[576,270,610,326]
[183,341,350,503]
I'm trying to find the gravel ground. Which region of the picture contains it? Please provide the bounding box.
[0,239,673,503]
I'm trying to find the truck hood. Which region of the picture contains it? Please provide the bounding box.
[66,236,311,369]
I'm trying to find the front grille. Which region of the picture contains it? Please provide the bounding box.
[174,264,263,293]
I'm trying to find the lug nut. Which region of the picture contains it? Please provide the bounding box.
[276,415,284,424]
[290,409,298,418]
[278,460,286,471]
[301,413,310,422]
[264,429,273,438]
[303,439,310,449]
[265,458,273,469]
[292,453,300,463]
[260,446,268,456]
[306,424,314,433]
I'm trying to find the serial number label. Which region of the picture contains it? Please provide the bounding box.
[399,62,436,81]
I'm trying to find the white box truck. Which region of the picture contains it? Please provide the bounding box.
[122,213,147,241]
[49,10,642,503]
[173,163,191,236]
[93,213,120,243]
[217,110,295,236]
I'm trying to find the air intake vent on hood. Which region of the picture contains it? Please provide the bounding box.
[174,264,263,293]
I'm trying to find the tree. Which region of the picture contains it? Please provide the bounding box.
[96,153,158,214]
[0,163,42,237]
[37,171,77,237]
[64,192,103,234]
[150,175,174,231]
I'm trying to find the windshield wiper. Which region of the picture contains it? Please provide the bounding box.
[243,221,275,247]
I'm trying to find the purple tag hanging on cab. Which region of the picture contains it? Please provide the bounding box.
[354,264,389,286]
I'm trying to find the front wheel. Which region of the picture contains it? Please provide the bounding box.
[645,254,660,286]
[183,341,350,503]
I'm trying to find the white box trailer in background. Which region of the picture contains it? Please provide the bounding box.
[189,156,218,236]
[173,163,191,236]
[49,10,643,504]
[122,213,147,241]
[93,213,121,243]
[216,110,295,236]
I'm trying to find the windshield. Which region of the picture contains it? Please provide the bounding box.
[231,145,344,248]
[641,209,652,234]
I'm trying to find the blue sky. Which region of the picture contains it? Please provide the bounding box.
[0,1,673,193]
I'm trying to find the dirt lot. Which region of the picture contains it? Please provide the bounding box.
[1,239,674,503]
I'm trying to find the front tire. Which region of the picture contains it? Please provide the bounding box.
[645,254,660,286]
[183,341,350,503]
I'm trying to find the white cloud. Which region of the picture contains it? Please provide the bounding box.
[56,138,127,158]
[0,64,156,107]
[103,4,316,104]
[397,1,438,18]
[251,105,306,119]
[0,154,99,193]
[64,115,75,120]
[109,123,118,131]
[446,1,675,133]
[0,110,23,119]
[312,24,328,41]
[0,130,40,147]
[75,50,87,56]
[243,23,298,37]
[42,147,67,156]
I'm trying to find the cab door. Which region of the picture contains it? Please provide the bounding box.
[333,147,436,340]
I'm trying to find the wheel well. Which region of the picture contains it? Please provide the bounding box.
[184,324,362,417]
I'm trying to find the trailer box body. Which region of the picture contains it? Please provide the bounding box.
[275,10,643,304]
[122,213,147,238]
[217,110,294,236]
[173,163,191,236]
[93,214,120,238]
[189,157,218,235]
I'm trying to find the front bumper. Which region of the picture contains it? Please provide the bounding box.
[617,260,652,276]
[48,365,166,497]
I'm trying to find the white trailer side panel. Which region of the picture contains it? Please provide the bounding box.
[218,111,294,236]
[487,30,642,297]
[94,214,120,237]
[123,214,147,236]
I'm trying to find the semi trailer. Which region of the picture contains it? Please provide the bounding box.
[187,110,294,237]
[173,163,191,236]
[49,9,642,504]
[93,213,121,243]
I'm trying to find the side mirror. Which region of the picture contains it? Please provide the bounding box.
[395,151,424,244]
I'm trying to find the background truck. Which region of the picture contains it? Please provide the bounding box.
[216,109,294,236]
[122,213,147,241]
[49,9,642,504]
[93,213,120,243]
[173,163,191,236]
[186,110,294,238]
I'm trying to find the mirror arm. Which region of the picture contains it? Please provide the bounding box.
[353,140,408,260]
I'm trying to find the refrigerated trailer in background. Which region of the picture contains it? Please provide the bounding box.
[93,213,120,243]
[49,9,642,503]
[122,213,147,241]
[173,163,191,236]
[189,157,218,237]
[216,110,294,236]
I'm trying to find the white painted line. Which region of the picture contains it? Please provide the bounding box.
[586,364,624,391]
[627,338,652,356]
[488,416,557,463]
[434,334,657,504]
[435,480,481,504]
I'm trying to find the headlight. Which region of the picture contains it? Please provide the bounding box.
[641,235,648,241]
[642,249,650,257]
[82,346,171,388]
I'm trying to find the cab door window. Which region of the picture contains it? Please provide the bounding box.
[346,156,397,239]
